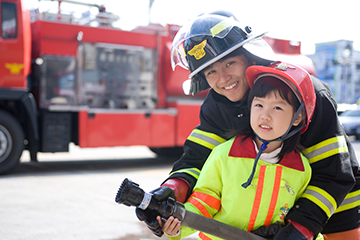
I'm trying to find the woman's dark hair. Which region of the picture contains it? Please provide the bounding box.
[237,76,306,160]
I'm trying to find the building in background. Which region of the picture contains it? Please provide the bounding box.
[312,40,360,104]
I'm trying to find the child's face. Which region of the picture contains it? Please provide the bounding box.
[203,55,250,102]
[250,91,302,141]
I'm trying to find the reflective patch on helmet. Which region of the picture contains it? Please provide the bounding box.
[188,40,207,60]
[182,46,187,57]
[210,16,234,37]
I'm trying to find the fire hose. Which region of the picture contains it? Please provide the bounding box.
[115,178,266,240]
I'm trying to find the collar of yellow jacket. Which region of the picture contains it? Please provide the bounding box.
[229,136,305,172]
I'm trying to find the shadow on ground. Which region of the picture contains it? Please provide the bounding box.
[6,156,177,176]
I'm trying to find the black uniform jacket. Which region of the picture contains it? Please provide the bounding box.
[167,76,360,235]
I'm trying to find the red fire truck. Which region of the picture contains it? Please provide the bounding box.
[0,0,315,174]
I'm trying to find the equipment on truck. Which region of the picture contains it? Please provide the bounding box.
[0,0,316,174]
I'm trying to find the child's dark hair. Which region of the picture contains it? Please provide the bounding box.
[238,76,306,160]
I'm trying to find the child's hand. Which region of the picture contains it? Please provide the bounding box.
[156,216,181,236]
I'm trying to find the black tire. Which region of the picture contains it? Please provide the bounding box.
[0,110,25,175]
[149,147,184,159]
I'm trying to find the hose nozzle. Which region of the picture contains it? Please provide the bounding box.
[115,178,145,207]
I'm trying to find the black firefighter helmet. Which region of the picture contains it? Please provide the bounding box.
[171,12,275,95]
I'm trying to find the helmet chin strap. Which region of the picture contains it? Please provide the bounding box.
[242,102,305,188]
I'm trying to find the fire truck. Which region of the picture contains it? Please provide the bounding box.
[0,0,315,174]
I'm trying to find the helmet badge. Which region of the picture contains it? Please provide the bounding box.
[188,39,207,60]
[275,62,296,71]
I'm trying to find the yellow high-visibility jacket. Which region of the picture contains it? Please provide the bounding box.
[171,135,314,240]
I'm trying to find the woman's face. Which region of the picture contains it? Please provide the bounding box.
[203,55,251,102]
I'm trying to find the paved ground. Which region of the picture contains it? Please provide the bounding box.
[0,146,191,240]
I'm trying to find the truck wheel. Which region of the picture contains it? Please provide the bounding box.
[149,147,184,159]
[0,110,25,175]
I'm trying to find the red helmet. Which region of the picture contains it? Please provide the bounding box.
[246,61,316,133]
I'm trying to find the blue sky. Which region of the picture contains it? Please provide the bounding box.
[26,0,360,54]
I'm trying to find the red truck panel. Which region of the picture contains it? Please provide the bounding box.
[78,110,177,148]
[78,101,202,149]
[149,111,177,147]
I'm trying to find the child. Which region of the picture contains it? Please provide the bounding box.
[157,62,323,240]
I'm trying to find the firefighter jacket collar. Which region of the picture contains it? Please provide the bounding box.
[229,135,305,172]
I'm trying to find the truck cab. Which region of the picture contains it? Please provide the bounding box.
[0,0,37,174]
